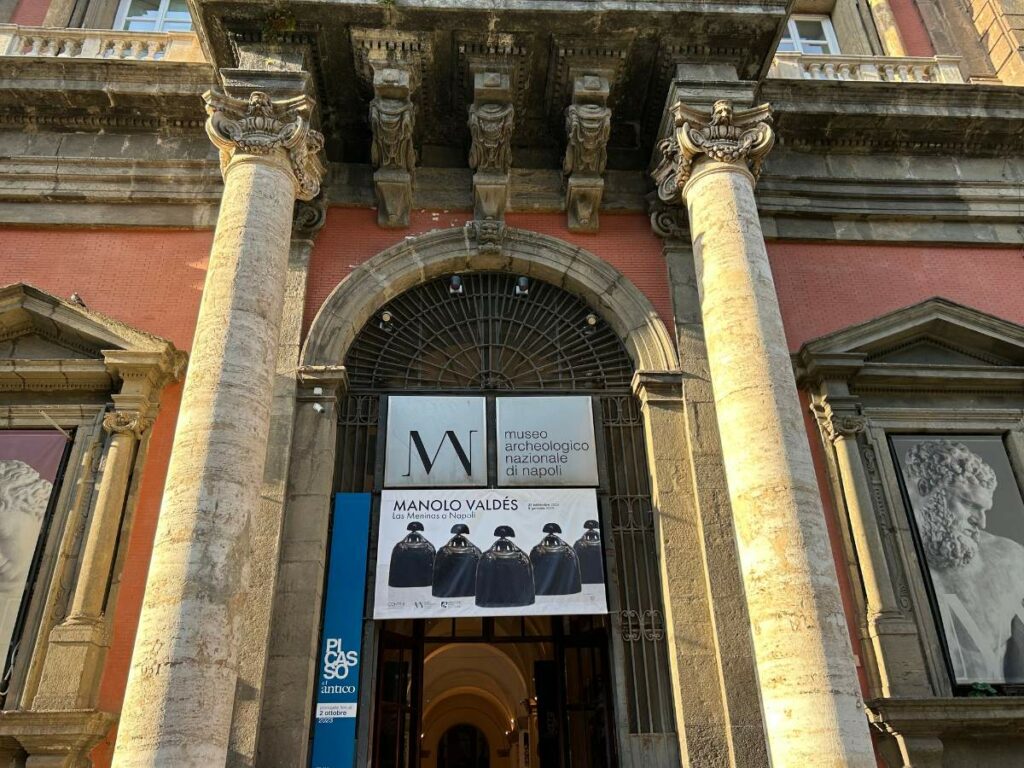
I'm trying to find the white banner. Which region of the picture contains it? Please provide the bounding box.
[374,488,607,619]
[496,396,599,487]
[384,396,487,487]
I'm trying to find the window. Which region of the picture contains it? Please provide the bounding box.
[778,15,840,54]
[113,0,192,32]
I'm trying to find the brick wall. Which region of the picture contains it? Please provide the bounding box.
[305,208,674,337]
[769,241,1024,351]
[10,0,50,26]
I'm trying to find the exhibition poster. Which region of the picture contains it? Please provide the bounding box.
[310,493,373,768]
[373,488,607,619]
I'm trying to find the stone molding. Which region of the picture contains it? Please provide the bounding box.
[630,370,684,404]
[0,709,117,766]
[302,226,678,373]
[654,99,774,204]
[204,88,325,201]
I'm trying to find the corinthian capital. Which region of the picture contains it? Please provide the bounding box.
[654,99,774,203]
[103,410,152,439]
[204,89,326,201]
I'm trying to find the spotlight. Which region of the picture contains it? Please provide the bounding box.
[449,275,464,295]
[379,310,394,332]
[514,276,529,296]
[583,312,598,335]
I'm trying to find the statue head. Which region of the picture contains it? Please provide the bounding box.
[0,460,50,591]
[710,100,734,126]
[904,440,997,569]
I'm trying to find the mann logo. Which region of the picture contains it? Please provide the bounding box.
[385,396,487,487]
[404,430,478,478]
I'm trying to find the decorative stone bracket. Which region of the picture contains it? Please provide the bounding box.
[563,73,611,232]
[204,88,325,202]
[468,69,515,222]
[369,63,417,228]
[652,99,774,204]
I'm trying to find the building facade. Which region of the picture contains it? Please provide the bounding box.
[0,0,1022,764]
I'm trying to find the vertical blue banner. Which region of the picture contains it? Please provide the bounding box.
[310,493,372,768]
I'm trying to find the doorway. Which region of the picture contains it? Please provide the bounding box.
[372,616,615,768]
[333,273,678,767]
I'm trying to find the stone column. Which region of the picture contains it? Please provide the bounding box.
[111,83,323,768]
[654,100,875,767]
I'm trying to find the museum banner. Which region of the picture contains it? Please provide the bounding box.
[373,488,607,619]
[496,396,598,487]
[310,493,373,768]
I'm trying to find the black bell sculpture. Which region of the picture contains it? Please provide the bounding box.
[432,524,481,598]
[388,521,435,588]
[530,523,582,596]
[573,520,604,585]
[475,526,535,608]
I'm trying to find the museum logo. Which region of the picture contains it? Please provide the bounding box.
[403,429,478,478]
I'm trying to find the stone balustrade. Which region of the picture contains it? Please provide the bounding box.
[0,24,204,62]
[771,52,965,83]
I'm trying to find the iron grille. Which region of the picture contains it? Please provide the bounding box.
[345,273,634,391]
[339,272,674,736]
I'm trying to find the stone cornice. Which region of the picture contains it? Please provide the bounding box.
[0,58,211,132]
[761,80,1024,156]
[867,697,1024,736]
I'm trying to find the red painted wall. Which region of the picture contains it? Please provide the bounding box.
[889,0,936,56]
[0,228,212,766]
[305,208,673,338]
[10,0,49,26]
[769,241,1024,352]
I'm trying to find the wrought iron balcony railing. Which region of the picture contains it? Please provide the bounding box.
[0,24,204,62]
[770,52,965,83]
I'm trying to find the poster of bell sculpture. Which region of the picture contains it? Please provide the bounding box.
[373,488,607,619]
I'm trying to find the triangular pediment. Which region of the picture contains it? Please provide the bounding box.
[0,283,169,361]
[799,298,1024,371]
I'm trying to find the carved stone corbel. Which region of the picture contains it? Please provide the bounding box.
[468,69,515,222]
[204,89,325,202]
[369,63,417,228]
[563,74,611,232]
[652,99,774,205]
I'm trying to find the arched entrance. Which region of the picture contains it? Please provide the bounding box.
[292,227,684,768]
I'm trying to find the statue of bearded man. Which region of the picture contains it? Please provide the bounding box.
[903,440,1024,684]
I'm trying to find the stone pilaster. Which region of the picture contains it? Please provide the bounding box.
[33,349,182,713]
[655,99,875,767]
[111,78,323,768]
